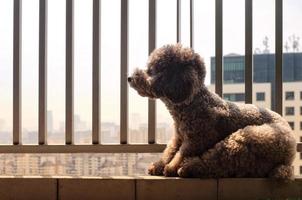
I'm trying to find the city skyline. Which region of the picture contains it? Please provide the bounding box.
[0,153,161,176]
[0,109,173,145]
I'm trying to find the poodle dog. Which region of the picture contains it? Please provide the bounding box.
[128,44,296,179]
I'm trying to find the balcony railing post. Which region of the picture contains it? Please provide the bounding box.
[148,0,156,144]
[245,0,253,104]
[13,0,22,145]
[177,0,181,43]
[66,0,74,144]
[120,0,129,144]
[275,0,283,115]
[92,0,101,144]
[190,0,194,48]
[215,0,223,97]
[39,0,48,145]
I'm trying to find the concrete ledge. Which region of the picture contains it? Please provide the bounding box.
[218,178,302,200]
[136,176,217,200]
[0,176,301,200]
[0,178,57,200]
[59,178,135,200]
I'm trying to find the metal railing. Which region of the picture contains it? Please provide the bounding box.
[1,0,301,153]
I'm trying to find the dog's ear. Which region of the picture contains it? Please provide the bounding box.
[162,68,193,103]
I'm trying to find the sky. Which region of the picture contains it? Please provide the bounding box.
[0,0,301,133]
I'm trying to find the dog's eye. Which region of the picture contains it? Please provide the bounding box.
[147,68,154,76]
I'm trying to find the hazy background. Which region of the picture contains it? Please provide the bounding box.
[0,0,301,143]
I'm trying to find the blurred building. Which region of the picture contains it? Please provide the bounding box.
[47,110,54,134]
[101,122,119,143]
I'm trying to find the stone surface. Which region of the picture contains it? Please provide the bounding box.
[59,178,135,200]
[218,178,302,200]
[136,177,217,200]
[0,178,57,200]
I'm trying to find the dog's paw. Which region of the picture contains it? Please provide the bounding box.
[178,164,201,178]
[163,165,178,177]
[148,161,165,176]
[178,157,202,178]
[177,166,192,178]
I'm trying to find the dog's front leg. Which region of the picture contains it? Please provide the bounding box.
[163,139,204,177]
[148,133,182,176]
[163,151,183,177]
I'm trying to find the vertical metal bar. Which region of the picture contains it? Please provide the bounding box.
[177,0,181,43]
[120,0,128,144]
[92,0,100,144]
[190,0,194,48]
[275,0,283,115]
[215,0,223,97]
[13,0,22,145]
[245,0,253,104]
[148,0,156,144]
[66,0,74,144]
[39,0,48,145]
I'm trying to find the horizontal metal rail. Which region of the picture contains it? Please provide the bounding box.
[0,143,300,153]
[0,144,166,153]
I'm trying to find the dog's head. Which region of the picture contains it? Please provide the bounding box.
[128,44,206,104]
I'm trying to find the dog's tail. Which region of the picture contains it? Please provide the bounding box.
[268,165,294,181]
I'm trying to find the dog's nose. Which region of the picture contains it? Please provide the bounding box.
[127,77,132,82]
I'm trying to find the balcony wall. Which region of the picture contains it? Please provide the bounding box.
[0,176,301,200]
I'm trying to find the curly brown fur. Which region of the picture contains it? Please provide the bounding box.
[128,44,296,179]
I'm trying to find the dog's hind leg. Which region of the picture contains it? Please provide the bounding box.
[178,123,296,179]
[268,165,294,181]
